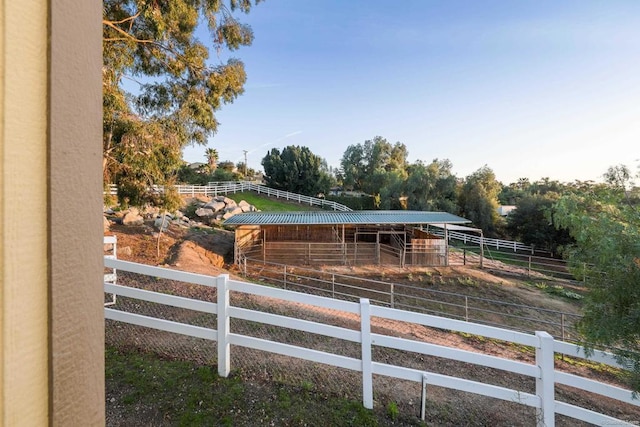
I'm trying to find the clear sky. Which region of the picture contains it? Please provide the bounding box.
[182,0,640,184]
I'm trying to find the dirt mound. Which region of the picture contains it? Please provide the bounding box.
[165,229,235,275]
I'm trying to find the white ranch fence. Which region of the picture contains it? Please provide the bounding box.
[104,256,639,426]
[428,226,536,254]
[105,181,352,212]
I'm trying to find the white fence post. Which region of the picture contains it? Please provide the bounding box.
[536,331,555,427]
[217,274,231,377]
[360,298,374,409]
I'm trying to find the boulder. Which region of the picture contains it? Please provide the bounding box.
[222,206,244,220]
[122,210,144,226]
[195,207,215,218]
[154,215,172,231]
[238,200,252,212]
[204,201,226,212]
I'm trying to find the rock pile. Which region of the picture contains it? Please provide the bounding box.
[104,195,257,231]
[193,195,258,223]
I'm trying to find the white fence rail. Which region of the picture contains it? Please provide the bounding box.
[106,182,352,212]
[428,227,535,253]
[104,257,637,426]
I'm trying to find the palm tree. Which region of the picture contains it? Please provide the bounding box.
[205,148,218,171]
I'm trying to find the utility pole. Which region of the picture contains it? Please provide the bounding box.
[242,150,248,178]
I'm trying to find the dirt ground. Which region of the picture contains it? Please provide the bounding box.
[105,221,640,426]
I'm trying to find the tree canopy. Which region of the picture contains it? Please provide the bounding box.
[554,164,640,390]
[103,0,260,206]
[458,165,502,236]
[261,146,334,196]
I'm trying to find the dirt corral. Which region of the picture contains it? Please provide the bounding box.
[105,223,640,426]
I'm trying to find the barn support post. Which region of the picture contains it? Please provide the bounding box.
[342,224,346,265]
[444,225,449,267]
[479,231,484,269]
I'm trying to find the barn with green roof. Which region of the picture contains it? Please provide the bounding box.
[223,210,473,267]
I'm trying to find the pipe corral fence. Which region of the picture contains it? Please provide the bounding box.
[104,251,640,426]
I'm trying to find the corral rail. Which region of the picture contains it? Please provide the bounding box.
[104,257,639,426]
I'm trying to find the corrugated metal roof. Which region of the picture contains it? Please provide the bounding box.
[223,210,470,226]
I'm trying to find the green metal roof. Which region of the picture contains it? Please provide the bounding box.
[223,210,470,226]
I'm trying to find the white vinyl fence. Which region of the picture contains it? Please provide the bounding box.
[427,226,536,253]
[105,181,352,211]
[104,257,639,427]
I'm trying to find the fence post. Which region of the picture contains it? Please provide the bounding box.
[360,299,374,409]
[420,373,428,421]
[332,274,335,299]
[390,283,395,309]
[528,256,532,277]
[464,296,468,322]
[217,274,231,377]
[284,265,287,290]
[535,331,555,427]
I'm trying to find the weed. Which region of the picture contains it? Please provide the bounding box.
[386,401,399,421]
[301,380,314,393]
[457,276,477,286]
[535,282,583,300]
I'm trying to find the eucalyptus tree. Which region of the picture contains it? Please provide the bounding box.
[103,0,261,206]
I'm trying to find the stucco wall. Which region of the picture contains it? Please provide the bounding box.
[50,0,104,424]
[0,1,50,424]
[1,0,104,424]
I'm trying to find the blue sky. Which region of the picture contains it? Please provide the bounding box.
[183,0,640,184]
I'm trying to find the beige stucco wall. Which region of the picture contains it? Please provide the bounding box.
[0,0,50,424]
[1,0,104,425]
[50,0,104,424]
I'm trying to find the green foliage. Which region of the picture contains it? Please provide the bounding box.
[262,145,335,196]
[339,136,408,196]
[103,0,260,208]
[177,163,211,185]
[553,164,640,390]
[404,159,458,212]
[107,346,382,426]
[386,401,399,421]
[458,165,502,236]
[506,193,573,255]
[534,283,583,300]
